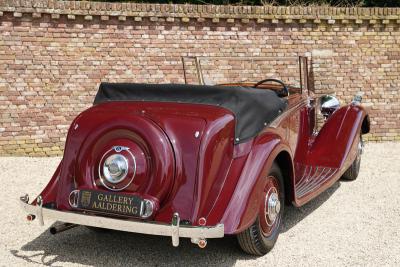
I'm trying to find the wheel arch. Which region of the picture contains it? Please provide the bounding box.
[274,150,295,205]
[361,114,370,134]
[221,134,293,234]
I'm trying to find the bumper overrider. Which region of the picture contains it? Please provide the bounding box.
[19,194,224,248]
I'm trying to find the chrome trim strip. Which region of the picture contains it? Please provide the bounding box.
[298,166,326,192]
[269,98,308,128]
[298,164,313,188]
[296,166,320,192]
[296,165,309,188]
[297,167,329,196]
[297,167,338,198]
[298,165,316,189]
[20,196,224,246]
[297,167,327,196]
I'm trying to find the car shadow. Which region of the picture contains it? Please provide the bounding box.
[10,181,340,266]
[10,225,253,266]
[281,181,340,233]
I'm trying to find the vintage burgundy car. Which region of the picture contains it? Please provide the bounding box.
[20,57,370,255]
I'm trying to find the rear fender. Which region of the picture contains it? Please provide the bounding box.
[32,162,61,206]
[220,133,292,234]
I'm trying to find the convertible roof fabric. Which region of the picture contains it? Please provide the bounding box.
[94,83,288,143]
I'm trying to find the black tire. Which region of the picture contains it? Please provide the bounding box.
[237,163,285,256]
[342,135,363,181]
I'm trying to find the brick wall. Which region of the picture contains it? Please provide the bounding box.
[0,1,399,156]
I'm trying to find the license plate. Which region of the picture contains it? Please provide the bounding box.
[77,190,143,217]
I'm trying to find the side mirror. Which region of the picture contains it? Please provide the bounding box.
[319,95,340,119]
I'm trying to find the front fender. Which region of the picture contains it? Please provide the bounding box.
[220,133,291,234]
[307,104,368,169]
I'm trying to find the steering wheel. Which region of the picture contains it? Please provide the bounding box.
[253,78,289,97]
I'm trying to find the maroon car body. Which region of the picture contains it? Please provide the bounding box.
[20,57,370,255]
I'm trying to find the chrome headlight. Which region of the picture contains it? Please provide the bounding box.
[103,154,129,184]
[319,95,340,119]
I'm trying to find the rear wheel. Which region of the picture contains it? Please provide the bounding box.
[237,163,285,256]
[342,135,363,181]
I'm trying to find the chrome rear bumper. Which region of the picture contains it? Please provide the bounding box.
[19,194,224,247]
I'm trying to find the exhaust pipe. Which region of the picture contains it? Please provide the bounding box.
[50,223,78,235]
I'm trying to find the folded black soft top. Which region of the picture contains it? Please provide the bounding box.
[94,83,288,143]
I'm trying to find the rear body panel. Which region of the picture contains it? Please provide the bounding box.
[37,102,237,227]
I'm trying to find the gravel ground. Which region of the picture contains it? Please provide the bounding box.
[0,142,399,266]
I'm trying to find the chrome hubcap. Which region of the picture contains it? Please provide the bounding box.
[265,189,280,225]
[103,154,129,184]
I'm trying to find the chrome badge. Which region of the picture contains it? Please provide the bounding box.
[113,146,130,153]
